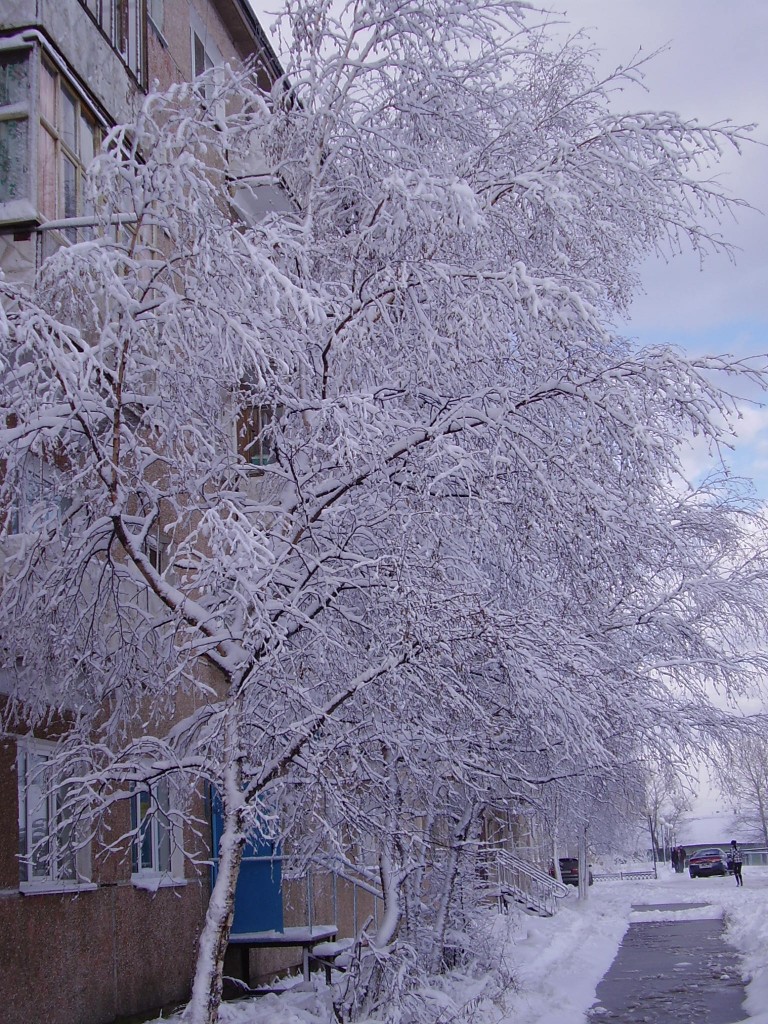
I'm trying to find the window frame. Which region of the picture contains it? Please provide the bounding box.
[17,736,95,895]
[0,41,108,235]
[38,55,102,240]
[236,402,282,470]
[142,515,166,575]
[0,43,35,221]
[190,8,222,81]
[130,777,185,888]
[5,454,71,538]
[189,9,224,116]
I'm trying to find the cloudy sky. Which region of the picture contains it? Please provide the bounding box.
[249,0,768,496]
[551,0,768,495]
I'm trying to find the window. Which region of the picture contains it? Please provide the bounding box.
[39,59,101,239]
[147,0,164,35]
[131,778,183,884]
[17,737,92,892]
[145,535,163,573]
[6,456,71,537]
[0,46,106,233]
[190,13,223,110]
[237,404,281,468]
[142,516,165,574]
[0,49,31,210]
[193,32,214,81]
[78,0,147,87]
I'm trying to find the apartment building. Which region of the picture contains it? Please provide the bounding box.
[0,4,360,1023]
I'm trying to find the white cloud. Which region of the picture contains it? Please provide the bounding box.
[548,1,768,336]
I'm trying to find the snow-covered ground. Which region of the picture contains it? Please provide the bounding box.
[493,867,768,1024]
[154,867,768,1024]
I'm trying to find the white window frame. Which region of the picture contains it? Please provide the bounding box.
[143,518,165,574]
[17,736,95,895]
[38,54,102,241]
[5,454,71,538]
[0,43,35,223]
[130,777,185,889]
[189,9,223,81]
[189,10,225,122]
[0,40,108,235]
[147,0,165,36]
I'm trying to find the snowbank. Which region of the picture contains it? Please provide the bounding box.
[149,867,768,1024]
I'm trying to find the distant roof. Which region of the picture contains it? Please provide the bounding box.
[678,813,741,847]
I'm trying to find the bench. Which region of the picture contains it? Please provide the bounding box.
[227,924,338,985]
[308,938,356,983]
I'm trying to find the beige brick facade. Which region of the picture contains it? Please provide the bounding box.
[0,4,362,1022]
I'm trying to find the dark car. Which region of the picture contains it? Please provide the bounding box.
[688,848,728,878]
[550,857,594,887]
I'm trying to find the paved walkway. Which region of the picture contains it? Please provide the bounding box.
[588,902,745,1024]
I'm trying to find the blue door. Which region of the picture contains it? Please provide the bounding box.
[210,790,284,934]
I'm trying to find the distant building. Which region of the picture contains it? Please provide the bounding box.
[678,813,768,865]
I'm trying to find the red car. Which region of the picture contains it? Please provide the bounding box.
[688,848,728,878]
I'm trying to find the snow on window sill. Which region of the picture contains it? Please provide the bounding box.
[20,880,98,896]
[131,874,187,892]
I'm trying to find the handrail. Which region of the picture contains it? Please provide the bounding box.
[327,867,383,902]
[282,856,383,937]
[506,852,570,898]
[483,849,569,917]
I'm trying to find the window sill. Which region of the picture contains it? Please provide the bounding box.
[131,874,187,892]
[20,881,97,896]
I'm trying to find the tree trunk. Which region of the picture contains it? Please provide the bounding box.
[755,787,768,850]
[648,814,659,875]
[403,799,438,948]
[374,840,401,948]
[552,822,563,883]
[184,761,245,1024]
[373,745,403,949]
[347,838,403,1023]
[577,827,589,902]
[428,803,477,974]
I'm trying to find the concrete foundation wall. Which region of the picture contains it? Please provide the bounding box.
[0,880,208,1024]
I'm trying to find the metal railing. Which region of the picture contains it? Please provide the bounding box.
[284,858,383,938]
[486,850,570,917]
[592,869,657,882]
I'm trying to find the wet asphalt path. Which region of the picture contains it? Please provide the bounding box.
[588,902,745,1024]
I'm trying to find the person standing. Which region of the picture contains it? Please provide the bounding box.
[730,840,743,886]
[671,846,679,872]
[676,846,686,873]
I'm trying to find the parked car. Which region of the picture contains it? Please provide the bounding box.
[550,857,594,887]
[688,848,728,878]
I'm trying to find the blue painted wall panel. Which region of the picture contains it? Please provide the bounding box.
[210,789,284,934]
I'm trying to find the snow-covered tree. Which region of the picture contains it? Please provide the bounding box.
[3,2,768,1022]
[715,729,768,846]
[641,758,694,860]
